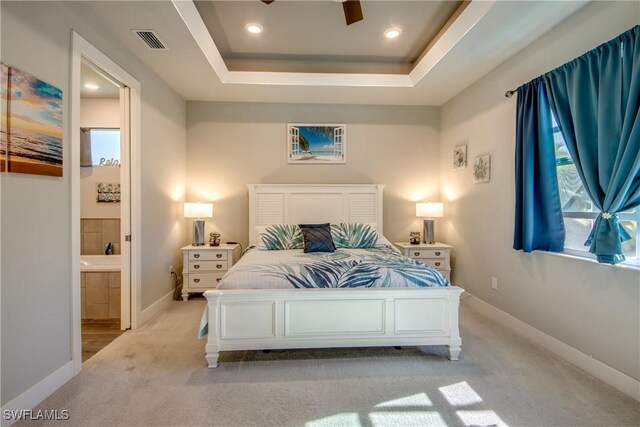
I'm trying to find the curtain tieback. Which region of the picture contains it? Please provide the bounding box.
[601,212,613,219]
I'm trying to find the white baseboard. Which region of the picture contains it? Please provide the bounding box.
[464,293,640,402]
[0,361,74,427]
[138,289,174,326]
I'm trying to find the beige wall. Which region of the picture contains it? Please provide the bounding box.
[80,98,121,219]
[440,1,640,380]
[187,102,440,248]
[1,1,186,405]
[80,97,119,128]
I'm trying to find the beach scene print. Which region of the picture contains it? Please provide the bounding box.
[1,64,8,172]
[6,66,63,177]
[288,124,346,164]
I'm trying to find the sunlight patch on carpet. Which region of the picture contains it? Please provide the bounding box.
[439,381,483,406]
[457,410,508,427]
[305,412,361,427]
[369,411,446,426]
[375,392,432,407]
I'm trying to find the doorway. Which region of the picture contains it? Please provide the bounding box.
[71,32,141,373]
[79,60,125,361]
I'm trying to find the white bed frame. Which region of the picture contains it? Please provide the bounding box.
[203,184,464,367]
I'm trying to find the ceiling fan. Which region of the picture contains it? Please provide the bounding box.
[260,0,364,26]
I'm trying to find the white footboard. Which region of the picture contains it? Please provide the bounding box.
[203,287,464,367]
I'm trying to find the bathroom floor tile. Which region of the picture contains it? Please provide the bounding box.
[81,319,125,362]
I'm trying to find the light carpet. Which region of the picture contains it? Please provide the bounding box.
[20,298,639,426]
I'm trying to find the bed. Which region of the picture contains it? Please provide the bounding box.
[200,184,464,367]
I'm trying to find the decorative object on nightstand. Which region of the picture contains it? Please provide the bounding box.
[209,231,221,246]
[416,202,443,244]
[395,242,452,281]
[184,202,213,246]
[409,231,421,244]
[181,243,241,301]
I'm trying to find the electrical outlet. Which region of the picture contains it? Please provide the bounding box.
[491,277,498,290]
[169,266,175,274]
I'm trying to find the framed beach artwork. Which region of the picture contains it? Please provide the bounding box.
[453,142,467,169]
[1,64,8,172]
[288,124,346,164]
[5,66,63,177]
[473,154,491,183]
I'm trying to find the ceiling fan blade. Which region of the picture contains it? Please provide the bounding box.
[342,0,363,26]
[261,0,275,4]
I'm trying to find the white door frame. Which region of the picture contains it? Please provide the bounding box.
[70,31,142,375]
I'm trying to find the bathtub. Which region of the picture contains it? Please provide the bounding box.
[80,255,121,272]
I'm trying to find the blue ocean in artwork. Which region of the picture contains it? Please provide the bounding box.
[6,66,63,175]
[291,125,344,161]
[4,127,62,166]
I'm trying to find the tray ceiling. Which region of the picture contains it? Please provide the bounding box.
[194,0,463,74]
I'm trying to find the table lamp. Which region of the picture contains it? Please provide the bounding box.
[184,202,213,246]
[416,202,443,244]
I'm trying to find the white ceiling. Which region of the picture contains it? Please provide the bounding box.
[71,0,589,106]
[81,61,120,98]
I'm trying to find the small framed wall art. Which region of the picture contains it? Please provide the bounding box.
[473,154,491,183]
[453,143,467,169]
[287,124,346,164]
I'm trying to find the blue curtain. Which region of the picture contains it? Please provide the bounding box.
[514,80,566,252]
[543,26,640,264]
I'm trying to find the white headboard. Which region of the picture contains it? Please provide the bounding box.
[248,184,384,245]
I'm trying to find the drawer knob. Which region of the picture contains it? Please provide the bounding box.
[435,262,441,267]
[435,251,441,256]
[414,252,420,256]
[216,278,221,283]
[216,254,222,258]
[194,254,200,259]
[194,265,200,269]
[216,264,223,269]
[194,278,200,283]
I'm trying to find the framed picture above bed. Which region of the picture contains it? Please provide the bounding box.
[287,124,346,164]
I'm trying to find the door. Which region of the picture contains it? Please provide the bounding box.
[119,86,131,329]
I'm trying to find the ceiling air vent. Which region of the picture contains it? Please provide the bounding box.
[132,30,167,50]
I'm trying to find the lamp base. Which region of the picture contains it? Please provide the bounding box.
[423,219,435,244]
[192,219,205,246]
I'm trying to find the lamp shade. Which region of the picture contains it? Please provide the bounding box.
[416,202,443,218]
[183,202,213,218]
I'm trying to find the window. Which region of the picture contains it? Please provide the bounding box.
[553,114,639,266]
[90,129,120,166]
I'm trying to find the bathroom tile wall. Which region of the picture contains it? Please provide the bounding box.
[81,271,121,319]
[81,218,120,255]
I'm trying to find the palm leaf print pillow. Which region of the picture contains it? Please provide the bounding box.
[331,223,379,248]
[257,224,304,250]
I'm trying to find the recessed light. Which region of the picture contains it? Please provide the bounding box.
[246,24,263,34]
[84,83,99,90]
[384,28,401,39]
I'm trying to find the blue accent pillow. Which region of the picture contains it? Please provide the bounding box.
[299,223,336,253]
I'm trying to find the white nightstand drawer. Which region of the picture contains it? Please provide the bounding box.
[189,272,226,288]
[189,251,228,261]
[420,259,447,269]
[189,260,228,272]
[409,249,446,259]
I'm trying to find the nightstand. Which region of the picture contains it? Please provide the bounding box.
[181,244,241,301]
[395,242,452,281]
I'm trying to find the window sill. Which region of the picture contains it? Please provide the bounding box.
[533,249,640,272]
